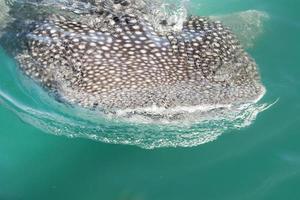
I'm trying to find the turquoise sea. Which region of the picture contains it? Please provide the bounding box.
[1,0,300,199]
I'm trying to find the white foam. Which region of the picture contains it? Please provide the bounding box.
[0,84,275,149]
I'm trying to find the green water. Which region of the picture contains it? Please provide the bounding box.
[1,0,300,199]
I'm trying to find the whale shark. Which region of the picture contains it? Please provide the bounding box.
[5,0,265,110]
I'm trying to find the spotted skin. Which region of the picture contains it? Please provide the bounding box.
[17,13,265,109]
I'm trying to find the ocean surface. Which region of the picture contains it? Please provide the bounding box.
[1,0,300,199]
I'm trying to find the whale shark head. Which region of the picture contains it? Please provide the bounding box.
[12,0,265,109]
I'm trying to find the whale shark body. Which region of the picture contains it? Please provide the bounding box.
[13,0,265,110]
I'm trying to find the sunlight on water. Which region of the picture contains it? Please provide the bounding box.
[0,0,273,149]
